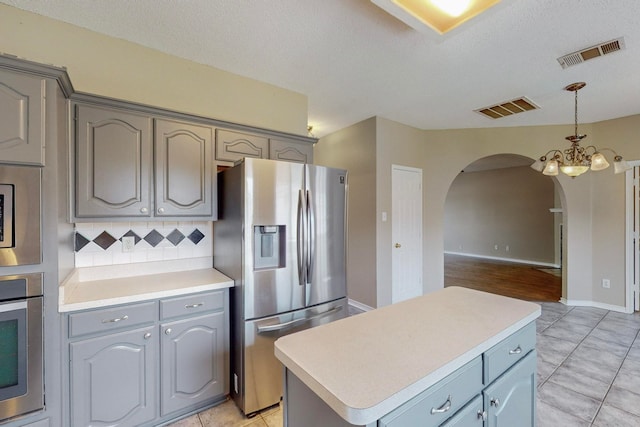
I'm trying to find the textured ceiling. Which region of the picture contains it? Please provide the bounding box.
[3,0,640,139]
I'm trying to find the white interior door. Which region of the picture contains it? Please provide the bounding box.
[391,165,423,304]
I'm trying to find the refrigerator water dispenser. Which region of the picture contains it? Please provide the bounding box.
[254,225,285,270]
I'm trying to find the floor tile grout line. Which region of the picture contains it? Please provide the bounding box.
[589,327,640,426]
[536,307,612,424]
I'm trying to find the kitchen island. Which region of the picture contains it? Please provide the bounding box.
[274,286,541,427]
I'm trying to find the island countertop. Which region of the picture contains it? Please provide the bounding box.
[274,286,541,425]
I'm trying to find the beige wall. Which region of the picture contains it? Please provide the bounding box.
[314,118,377,308]
[444,166,556,265]
[321,115,640,311]
[0,5,308,135]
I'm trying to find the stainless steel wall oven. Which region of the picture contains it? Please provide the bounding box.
[0,273,43,422]
[0,165,41,267]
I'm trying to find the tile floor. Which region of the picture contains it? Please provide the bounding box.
[167,302,640,427]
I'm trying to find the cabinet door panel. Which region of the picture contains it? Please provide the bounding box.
[160,311,225,415]
[269,139,313,163]
[70,326,156,427]
[0,69,45,165]
[216,129,268,162]
[75,104,152,217]
[155,119,213,217]
[484,351,536,427]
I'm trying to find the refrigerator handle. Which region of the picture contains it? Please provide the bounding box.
[306,189,315,285]
[297,189,306,288]
[256,306,343,333]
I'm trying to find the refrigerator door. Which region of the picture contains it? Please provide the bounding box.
[240,298,347,415]
[244,158,306,320]
[305,165,347,307]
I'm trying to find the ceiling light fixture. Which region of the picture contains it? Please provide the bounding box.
[371,0,501,34]
[530,82,631,178]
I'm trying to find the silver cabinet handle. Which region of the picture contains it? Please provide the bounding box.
[165,328,172,335]
[185,303,204,309]
[143,332,152,340]
[509,345,522,355]
[158,207,165,214]
[140,207,148,214]
[477,410,487,421]
[491,398,500,407]
[395,243,401,248]
[430,395,452,414]
[102,315,129,324]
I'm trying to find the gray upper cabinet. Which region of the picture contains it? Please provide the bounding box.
[269,138,313,163]
[75,104,153,218]
[215,129,268,162]
[0,68,46,166]
[155,119,213,217]
[74,103,216,220]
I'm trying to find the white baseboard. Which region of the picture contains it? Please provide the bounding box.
[560,298,631,314]
[445,251,560,268]
[348,299,374,312]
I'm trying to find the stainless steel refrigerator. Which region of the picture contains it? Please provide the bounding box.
[213,158,348,416]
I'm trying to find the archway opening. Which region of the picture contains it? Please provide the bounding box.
[443,154,563,301]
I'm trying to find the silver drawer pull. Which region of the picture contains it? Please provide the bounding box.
[477,410,487,421]
[509,345,522,355]
[491,398,500,407]
[102,315,129,324]
[430,395,452,415]
[185,303,204,309]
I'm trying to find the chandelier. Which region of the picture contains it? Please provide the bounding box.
[530,82,630,178]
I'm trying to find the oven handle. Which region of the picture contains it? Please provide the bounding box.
[0,300,27,312]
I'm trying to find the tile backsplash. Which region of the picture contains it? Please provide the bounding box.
[74,221,212,268]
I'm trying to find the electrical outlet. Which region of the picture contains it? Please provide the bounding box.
[602,279,611,289]
[122,236,135,252]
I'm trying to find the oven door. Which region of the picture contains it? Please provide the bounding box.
[0,296,43,421]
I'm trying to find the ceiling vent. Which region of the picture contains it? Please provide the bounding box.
[474,97,539,119]
[557,38,625,69]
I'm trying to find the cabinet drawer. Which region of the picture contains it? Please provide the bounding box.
[160,290,225,320]
[440,394,484,427]
[68,301,157,338]
[378,357,482,427]
[483,322,536,385]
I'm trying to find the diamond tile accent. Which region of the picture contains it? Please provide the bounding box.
[144,229,164,247]
[166,229,185,246]
[120,230,141,245]
[188,228,205,245]
[93,231,117,250]
[74,232,90,252]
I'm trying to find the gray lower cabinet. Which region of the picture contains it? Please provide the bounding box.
[70,326,157,427]
[216,129,314,164]
[483,351,536,427]
[74,104,215,220]
[0,68,47,165]
[67,290,228,427]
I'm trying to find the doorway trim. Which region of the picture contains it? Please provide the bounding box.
[626,161,640,312]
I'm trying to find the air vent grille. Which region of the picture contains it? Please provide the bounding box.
[557,38,625,69]
[475,97,539,120]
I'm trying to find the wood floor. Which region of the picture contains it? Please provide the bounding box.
[444,254,562,302]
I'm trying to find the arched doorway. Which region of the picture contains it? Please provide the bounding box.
[443,154,563,301]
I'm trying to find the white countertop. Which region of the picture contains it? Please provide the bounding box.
[59,257,234,312]
[274,286,541,425]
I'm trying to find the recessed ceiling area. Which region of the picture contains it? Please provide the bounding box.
[2,0,639,138]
